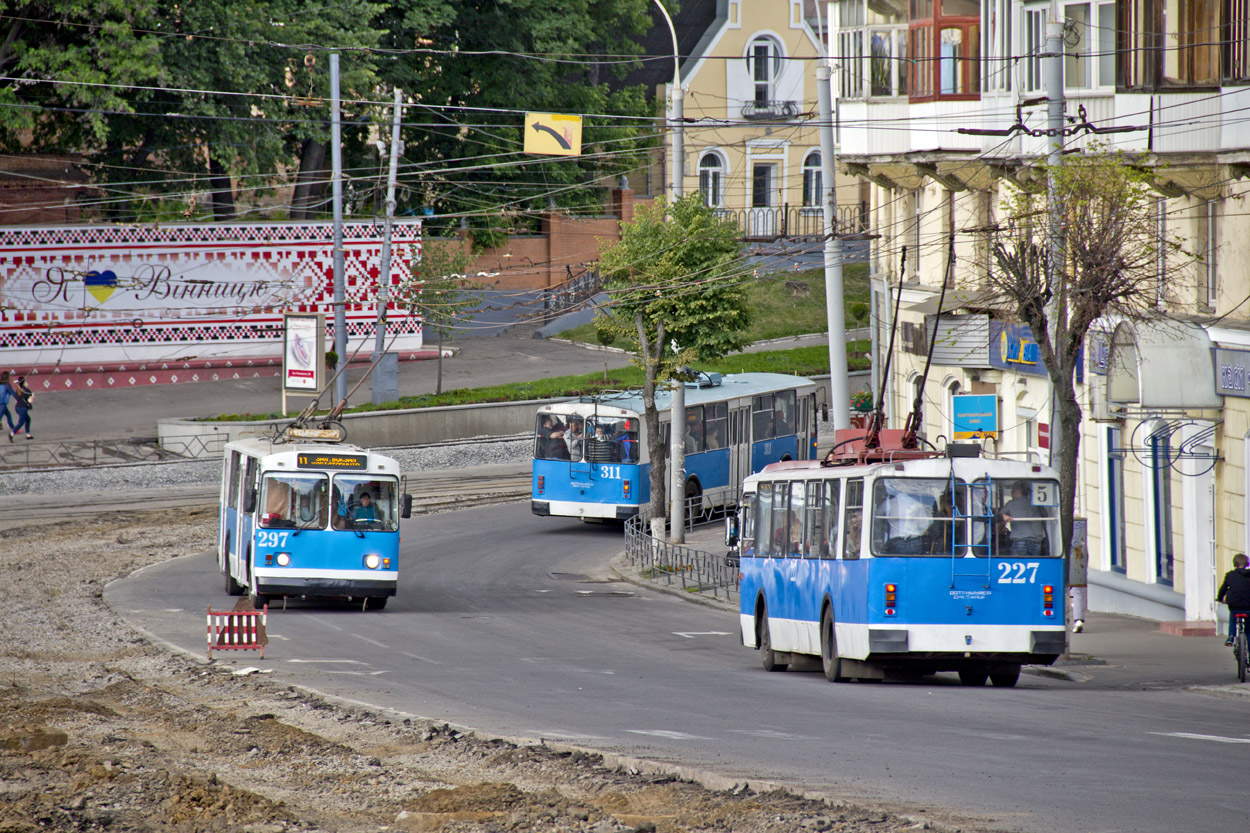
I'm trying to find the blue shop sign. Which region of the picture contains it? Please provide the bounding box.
[989,321,1049,377]
[953,394,999,439]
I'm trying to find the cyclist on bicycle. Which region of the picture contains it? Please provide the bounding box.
[1216,552,1250,647]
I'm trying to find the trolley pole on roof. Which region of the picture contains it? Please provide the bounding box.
[330,53,347,406]
[817,4,850,431]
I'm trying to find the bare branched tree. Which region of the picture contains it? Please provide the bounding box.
[984,150,1183,563]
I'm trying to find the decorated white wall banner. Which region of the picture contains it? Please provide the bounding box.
[0,221,424,383]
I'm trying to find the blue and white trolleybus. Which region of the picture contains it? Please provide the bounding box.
[531,372,819,521]
[218,436,411,610]
[730,435,1066,686]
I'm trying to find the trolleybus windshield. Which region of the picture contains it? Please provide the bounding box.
[260,473,329,530]
[332,476,400,531]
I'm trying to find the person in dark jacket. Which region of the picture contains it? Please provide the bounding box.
[1217,552,1250,646]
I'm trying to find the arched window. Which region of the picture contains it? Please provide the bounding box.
[944,379,961,440]
[745,36,783,105]
[698,152,725,208]
[802,152,822,208]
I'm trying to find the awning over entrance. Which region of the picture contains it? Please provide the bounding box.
[1107,320,1221,409]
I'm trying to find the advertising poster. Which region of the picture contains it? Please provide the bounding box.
[283,313,322,392]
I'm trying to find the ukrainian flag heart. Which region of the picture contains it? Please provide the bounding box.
[84,269,118,304]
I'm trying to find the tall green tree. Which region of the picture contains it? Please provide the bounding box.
[379,0,658,233]
[596,195,751,528]
[985,152,1182,596]
[0,1,164,145]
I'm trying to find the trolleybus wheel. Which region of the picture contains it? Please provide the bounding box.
[366,596,388,611]
[684,479,703,522]
[958,667,989,686]
[990,666,1021,687]
[820,607,849,682]
[758,606,788,672]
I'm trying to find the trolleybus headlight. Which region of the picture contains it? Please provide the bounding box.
[275,552,291,567]
[364,553,381,569]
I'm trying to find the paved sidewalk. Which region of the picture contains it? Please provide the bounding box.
[612,525,1250,698]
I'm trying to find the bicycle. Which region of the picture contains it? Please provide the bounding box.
[1233,613,1248,684]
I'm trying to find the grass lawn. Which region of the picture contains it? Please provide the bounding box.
[556,263,871,349]
[212,341,871,422]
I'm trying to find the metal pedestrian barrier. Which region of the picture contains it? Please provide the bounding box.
[207,603,268,659]
[624,500,740,605]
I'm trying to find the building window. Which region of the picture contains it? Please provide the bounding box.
[838,1,866,98]
[1119,0,1224,89]
[698,153,725,208]
[981,0,1012,93]
[910,0,980,100]
[802,152,822,208]
[1225,0,1250,82]
[1150,430,1175,586]
[1106,426,1126,572]
[1023,5,1045,93]
[746,36,783,105]
[752,163,774,208]
[1204,200,1219,308]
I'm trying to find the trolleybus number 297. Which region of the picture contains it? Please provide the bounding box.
[256,530,291,549]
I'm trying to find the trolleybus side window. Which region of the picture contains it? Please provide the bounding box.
[740,493,756,557]
[842,478,864,560]
[685,406,705,454]
[227,451,243,510]
[820,479,841,559]
[804,481,823,559]
[260,473,328,529]
[705,402,728,450]
[774,390,796,436]
[243,455,259,512]
[333,476,400,531]
[753,394,775,440]
[872,478,943,556]
[755,482,774,559]
[790,480,806,557]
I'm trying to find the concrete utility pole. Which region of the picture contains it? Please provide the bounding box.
[669,373,686,543]
[330,53,347,406]
[816,20,850,431]
[372,87,404,405]
[655,0,687,541]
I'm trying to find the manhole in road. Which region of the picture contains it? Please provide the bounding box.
[548,572,593,581]
[575,590,636,598]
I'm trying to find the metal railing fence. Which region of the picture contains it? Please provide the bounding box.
[623,495,740,605]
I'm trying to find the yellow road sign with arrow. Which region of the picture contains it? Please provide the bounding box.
[523,112,582,157]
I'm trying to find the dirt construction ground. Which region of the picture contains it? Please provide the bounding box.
[0,508,996,833]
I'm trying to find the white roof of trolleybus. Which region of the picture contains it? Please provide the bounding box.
[537,372,817,420]
[222,437,402,476]
[743,455,1058,488]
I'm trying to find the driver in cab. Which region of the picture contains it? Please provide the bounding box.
[353,492,379,523]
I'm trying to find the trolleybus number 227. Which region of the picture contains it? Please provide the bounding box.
[996,561,1041,584]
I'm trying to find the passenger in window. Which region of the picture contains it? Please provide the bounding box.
[925,490,955,554]
[564,418,585,461]
[586,423,620,463]
[705,422,724,450]
[998,482,1045,556]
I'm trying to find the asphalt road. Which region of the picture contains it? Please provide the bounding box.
[108,499,1249,833]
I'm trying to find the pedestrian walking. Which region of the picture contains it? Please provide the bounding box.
[9,374,32,440]
[0,371,16,438]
